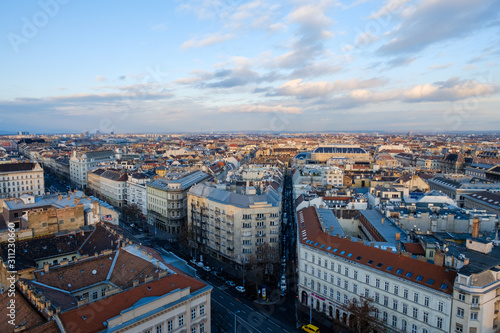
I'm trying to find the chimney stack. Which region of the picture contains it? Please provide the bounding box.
[44,263,49,272]
[472,218,480,238]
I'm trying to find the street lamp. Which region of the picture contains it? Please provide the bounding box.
[234,310,241,333]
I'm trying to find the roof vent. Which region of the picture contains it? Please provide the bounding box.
[92,270,97,275]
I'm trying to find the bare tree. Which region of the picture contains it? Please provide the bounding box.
[344,297,384,333]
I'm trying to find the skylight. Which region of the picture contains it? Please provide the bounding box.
[320,244,325,249]
[347,253,352,258]
[416,275,424,282]
[405,272,413,278]
[427,279,435,285]
[314,242,319,246]
[326,247,332,251]
[368,260,374,264]
[440,283,448,290]
[333,249,338,252]
[387,266,393,271]
[356,256,362,260]
[396,269,403,274]
[340,251,346,255]
[376,263,383,268]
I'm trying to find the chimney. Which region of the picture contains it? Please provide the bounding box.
[472,218,479,238]
[434,251,445,267]
[44,263,49,272]
[58,195,62,201]
[381,218,384,224]
[395,233,400,241]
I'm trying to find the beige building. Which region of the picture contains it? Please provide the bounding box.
[187,182,282,266]
[87,168,128,208]
[0,162,44,198]
[147,171,210,237]
[70,150,116,189]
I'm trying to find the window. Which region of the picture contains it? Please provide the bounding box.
[167,320,173,332]
[330,274,334,284]
[323,272,327,280]
[366,275,370,284]
[323,285,327,295]
[437,317,443,329]
[413,293,419,303]
[470,312,478,320]
[330,288,334,298]
[156,325,162,333]
[402,319,407,332]
[456,324,463,333]
[375,279,380,288]
[456,307,464,318]
[424,296,429,307]
[354,271,358,280]
[404,289,409,299]
[200,304,205,316]
[383,311,388,323]
[93,291,98,299]
[423,311,428,323]
[336,291,341,301]
[375,292,380,303]
[402,303,408,315]
[385,282,389,291]
[330,262,334,270]
[392,315,397,327]
[191,308,196,320]
[345,267,349,276]
[337,277,341,287]
[353,284,357,294]
[344,294,348,304]
[192,327,196,333]
[394,285,399,295]
[364,288,369,298]
[384,296,388,306]
[101,288,106,297]
[337,264,341,273]
[344,280,348,290]
[411,324,417,333]
[458,292,465,302]
[472,296,479,306]
[412,307,418,319]
[374,308,379,319]
[179,315,184,327]
[200,323,205,333]
[318,269,321,278]
[393,299,398,310]
[438,301,444,312]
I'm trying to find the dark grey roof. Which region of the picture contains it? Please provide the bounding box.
[189,183,281,208]
[0,162,38,172]
[464,191,500,208]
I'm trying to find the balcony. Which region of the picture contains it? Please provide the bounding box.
[471,303,480,309]
[255,216,266,221]
[256,225,266,229]
[256,233,266,237]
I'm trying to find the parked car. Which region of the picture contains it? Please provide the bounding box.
[235,286,245,293]
[301,324,320,333]
[196,262,204,268]
[225,280,236,287]
[203,266,211,272]
[190,259,197,265]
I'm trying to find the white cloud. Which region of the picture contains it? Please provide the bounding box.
[182,33,234,48]
[369,0,411,19]
[95,75,108,82]
[275,78,387,98]
[218,104,302,114]
[427,63,454,70]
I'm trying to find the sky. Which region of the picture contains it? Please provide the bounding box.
[0,0,499,134]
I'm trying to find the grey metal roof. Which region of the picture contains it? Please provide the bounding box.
[148,171,210,191]
[317,208,344,236]
[361,210,407,245]
[189,183,281,208]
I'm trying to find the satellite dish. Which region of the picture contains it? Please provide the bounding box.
[92,270,97,275]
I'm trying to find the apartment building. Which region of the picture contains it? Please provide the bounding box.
[87,168,128,208]
[428,177,500,207]
[297,206,457,333]
[450,240,500,333]
[70,150,116,188]
[310,145,371,162]
[147,171,210,237]
[127,172,151,217]
[187,182,282,266]
[0,162,44,198]
[463,191,500,217]
[5,241,211,333]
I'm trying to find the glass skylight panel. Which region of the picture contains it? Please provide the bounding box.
[416,275,424,282]
[405,272,413,278]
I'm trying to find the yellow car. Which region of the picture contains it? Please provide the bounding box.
[301,324,320,333]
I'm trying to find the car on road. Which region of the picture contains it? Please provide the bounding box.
[301,324,320,333]
[225,280,236,287]
[203,266,211,272]
[196,262,204,268]
[235,286,245,293]
[190,259,197,265]
[210,271,218,277]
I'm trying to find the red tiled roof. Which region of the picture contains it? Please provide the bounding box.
[59,274,207,333]
[0,288,47,332]
[297,207,456,295]
[402,242,426,255]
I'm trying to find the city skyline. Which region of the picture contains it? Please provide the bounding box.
[1,0,499,133]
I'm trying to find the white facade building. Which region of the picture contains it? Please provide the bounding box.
[127,172,151,216]
[297,206,456,333]
[0,162,44,198]
[70,150,116,189]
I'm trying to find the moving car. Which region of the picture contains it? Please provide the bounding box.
[301,324,320,333]
[203,266,211,272]
[225,280,236,287]
[235,286,245,293]
[196,262,204,268]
